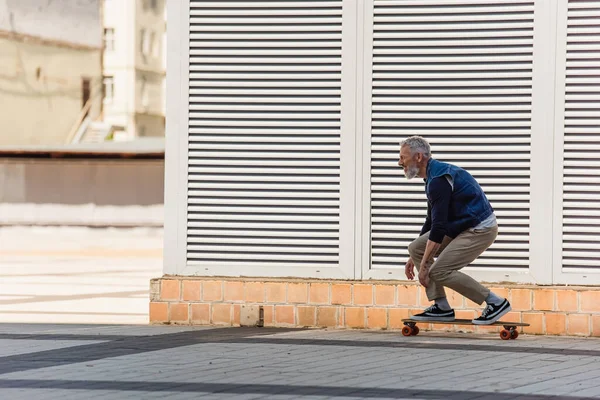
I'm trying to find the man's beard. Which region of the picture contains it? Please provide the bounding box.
[405,165,419,180]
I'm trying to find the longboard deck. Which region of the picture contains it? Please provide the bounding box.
[402,318,529,327]
[401,318,529,339]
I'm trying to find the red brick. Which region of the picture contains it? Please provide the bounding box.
[266,282,286,303]
[580,291,600,313]
[331,284,352,305]
[161,280,180,301]
[212,304,232,325]
[245,282,265,303]
[149,302,168,323]
[592,315,600,337]
[262,305,274,326]
[556,290,578,312]
[353,284,373,306]
[388,308,411,330]
[203,281,223,302]
[170,303,189,323]
[546,313,567,335]
[224,281,244,302]
[375,285,395,306]
[317,307,338,327]
[523,313,544,335]
[233,305,241,326]
[345,307,365,328]
[309,283,330,304]
[297,306,316,326]
[511,289,532,311]
[533,290,555,311]
[288,283,308,303]
[397,285,418,306]
[275,305,295,325]
[190,304,210,324]
[182,281,201,301]
[568,314,590,336]
[367,308,388,329]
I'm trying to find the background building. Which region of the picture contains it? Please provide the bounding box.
[0,0,102,146]
[102,0,166,141]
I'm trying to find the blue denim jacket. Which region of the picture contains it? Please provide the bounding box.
[425,158,494,238]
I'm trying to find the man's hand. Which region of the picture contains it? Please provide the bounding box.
[405,258,415,280]
[418,264,430,287]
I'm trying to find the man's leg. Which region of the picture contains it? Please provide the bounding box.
[427,226,498,305]
[408,232,452,302]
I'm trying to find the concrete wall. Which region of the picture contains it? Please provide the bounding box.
[0,158,164,226]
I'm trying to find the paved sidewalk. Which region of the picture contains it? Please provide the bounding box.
[1,324,600,399]
[0,227,162,324]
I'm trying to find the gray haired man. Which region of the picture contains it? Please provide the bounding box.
[398,136,511,325]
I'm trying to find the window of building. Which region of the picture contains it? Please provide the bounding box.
[103,76,114,104]
[104,28,115,51]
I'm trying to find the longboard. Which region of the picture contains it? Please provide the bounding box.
[401,318,529,340]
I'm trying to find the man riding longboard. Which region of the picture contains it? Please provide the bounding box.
[398,136,511,325]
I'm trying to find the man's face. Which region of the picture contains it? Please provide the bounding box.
[398,145,420,180]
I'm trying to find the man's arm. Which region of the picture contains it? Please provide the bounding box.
[420,202,432,236]
[419,177,452,285]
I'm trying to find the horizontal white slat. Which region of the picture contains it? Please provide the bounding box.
[374,64,532,72]
[190,17,342,25]
[188,245,337,255]
[374,38,532,48]
[374,22,533,32]
[190,56,340,64]
[375,47,531,56]
[190,25,341,32]
[373,81,532,89]
[187,252,338,262]
[189,143,339,152]
[372,231,528,241]
[190,72,340,80]
[188,229,340,240]
[190,88,341,96]
[190,49,341,56]
[374,55,533,64]
[189,136,340,143]
[375,5,534,15]
[188,182,339,191]
[375,0,533,6]
[374,30,533,39]
[561,259,600,267]
[189,198,339,207]
[190,64,342,72]
[191,9,341,17]
[372,136,531,144]
[190,213,339,223]
[188,190,339,199]
[372,160,530,168]
[188,237,339,247]
[188,151,339,160]
[373,87,532,95]
[371,257,529,266]
[191,1,341,8]
[189,159,340,167]
[188,120,340,127]
[187,221,338,231]
[189,206,338,215]
[371,120,530,128]
[190,81,341,88]
[373,71,532,80]
[190,175,338,184]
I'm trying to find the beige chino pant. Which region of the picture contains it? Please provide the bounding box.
[408,225,498,305]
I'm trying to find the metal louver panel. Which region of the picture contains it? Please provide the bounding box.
[187,0,342,268]
[370,0,533,269]
[562,0,600,270]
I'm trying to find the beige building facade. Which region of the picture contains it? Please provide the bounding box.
[0,0,102,146]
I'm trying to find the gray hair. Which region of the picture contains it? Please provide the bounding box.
[400,136,431,157]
